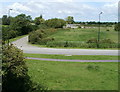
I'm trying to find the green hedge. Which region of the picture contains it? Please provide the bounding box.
[46,41,120,48]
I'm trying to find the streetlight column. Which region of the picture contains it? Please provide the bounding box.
[97,12,102,48]
[7,9,13,45]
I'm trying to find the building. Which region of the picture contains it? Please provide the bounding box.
[63,24,81,29]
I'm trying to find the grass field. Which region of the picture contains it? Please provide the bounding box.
[48,28,118,42]
[31,27,119,48]
[24,53,119,60]
[26,60,118,90]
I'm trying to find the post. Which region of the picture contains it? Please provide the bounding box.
[97,12,102,48]
[7,9,12,45]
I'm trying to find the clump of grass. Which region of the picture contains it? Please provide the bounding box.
[87,65,100,71]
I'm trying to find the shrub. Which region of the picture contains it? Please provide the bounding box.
[40,37,54,45]
[2,44,47,92]
[45,18,66,28]
[29,30,45,44]
[86,38,97,43]
[100,38,115,44]
[29,28,56,44]
[114,23,120,31]
[87,65,100,71]
[106,29,110,31]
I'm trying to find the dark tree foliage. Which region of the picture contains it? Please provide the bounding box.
[2,15,10,25]
[66,16,74,24]
[29,29,55,44]
[34,15,45,25]
[45,18,66,28]
[2,44,47,92]
[10,14,33,35]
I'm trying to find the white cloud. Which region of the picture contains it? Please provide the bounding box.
[0,1,119,22]
[8,2,32,12]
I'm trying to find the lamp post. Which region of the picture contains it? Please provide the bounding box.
[97,12,103,48]
[7,9,13,45]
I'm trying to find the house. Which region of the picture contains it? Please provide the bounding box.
[63,24,81,29]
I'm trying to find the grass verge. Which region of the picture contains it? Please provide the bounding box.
[24,53,119,60]
[9,35,28,42]
[26,59,118,90]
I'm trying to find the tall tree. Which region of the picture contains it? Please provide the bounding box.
[10,14,33,35]
[45,18,66,28]
[34,15,45,25]
[66,16,74,24]
[2,15,10,25]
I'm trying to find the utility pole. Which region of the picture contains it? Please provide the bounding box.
[7,9,13,45]
[97,12,103,48]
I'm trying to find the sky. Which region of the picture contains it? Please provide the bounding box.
[0,0,119,22]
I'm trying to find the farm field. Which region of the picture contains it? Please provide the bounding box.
[26,59,118,90]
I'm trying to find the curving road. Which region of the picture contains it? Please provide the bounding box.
[12,36,118,55]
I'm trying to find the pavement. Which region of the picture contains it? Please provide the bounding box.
[12,36,119,55]
[26,57,119,62]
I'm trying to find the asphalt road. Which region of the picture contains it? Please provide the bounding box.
[12,36,119,55]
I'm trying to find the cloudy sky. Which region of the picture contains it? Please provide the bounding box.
[0,0,119,22]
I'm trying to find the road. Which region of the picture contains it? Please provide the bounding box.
[26,57,118,62]
[12,36,118,55]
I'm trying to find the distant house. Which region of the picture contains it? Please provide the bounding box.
[63,24,81,29]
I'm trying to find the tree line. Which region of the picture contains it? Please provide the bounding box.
[1,14,120,43]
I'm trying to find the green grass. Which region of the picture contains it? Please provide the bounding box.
[9,35,28,42]
[48,28,118,42]
[24,53,119,60]
[30,27,119,49]
[29,42,119,50]
[26,59,118,90]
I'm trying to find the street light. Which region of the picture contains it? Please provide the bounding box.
[97,12,103,48]
[7,9,13,45]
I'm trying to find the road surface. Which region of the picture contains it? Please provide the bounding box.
[26,57,118,62]
[12,36,118,55]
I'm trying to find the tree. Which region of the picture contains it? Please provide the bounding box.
[45,18,66,28]
[10,14,33,35]
[34,15,45,25]
[2,15,10,25]
[66,16,74,24]
[2,44,47,92]
[2,44,31,92]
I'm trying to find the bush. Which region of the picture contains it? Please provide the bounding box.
[29,28,56,44]
[114,23,120,31]
[100,38,115,44]
[2,44,47,92]
[106,29,110,31]
[46,41,119,48]
[87,38,97,43]
[87,65,100,71]
[45,18,66,28]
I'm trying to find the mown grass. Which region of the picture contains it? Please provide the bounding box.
[24,53,119,60]
[26,59,118,90]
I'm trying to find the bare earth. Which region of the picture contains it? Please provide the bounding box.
[12,36,118,56]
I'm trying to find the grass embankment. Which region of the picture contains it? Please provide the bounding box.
[29,28,119,49]
[24,53,119,60]
[48,28,118,42]
[26,60,118,90]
